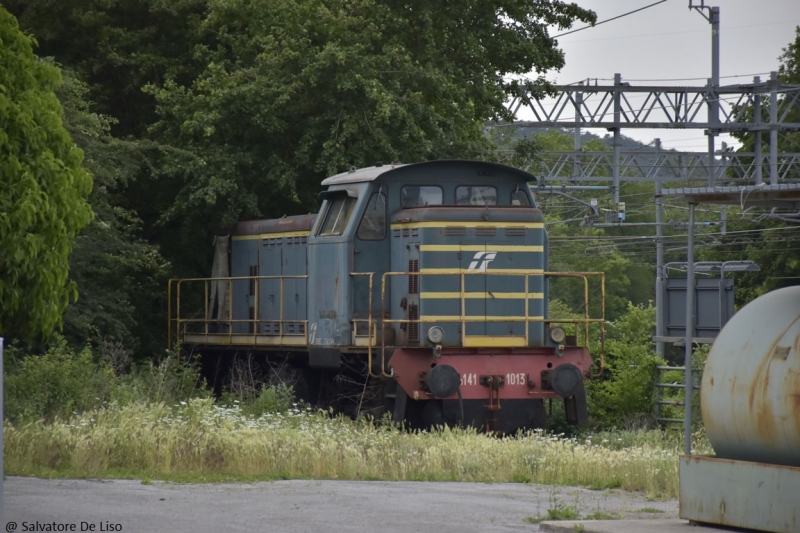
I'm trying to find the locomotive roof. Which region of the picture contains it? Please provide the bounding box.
[321,163,408,186]
[321,160,536,186]
[232,214,316,236]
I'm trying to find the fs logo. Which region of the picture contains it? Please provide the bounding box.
[467,251,497,272]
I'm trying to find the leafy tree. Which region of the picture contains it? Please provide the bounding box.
[55,69,170,353]
[4,0,206,137]
[7,1,598,349]
[0,8,93,342]
[135,0,596,274]
[9,0,597,281]
[702,28,800,303]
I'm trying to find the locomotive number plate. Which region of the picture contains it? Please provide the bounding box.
[459,372,528,387]
[506,372,527,386]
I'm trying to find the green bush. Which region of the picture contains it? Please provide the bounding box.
[588,302,663,428]
[219,383,295,417]
[5,337,117,423]
[115,354,210,407]
[4,337,212,422]
[244,384,294,417]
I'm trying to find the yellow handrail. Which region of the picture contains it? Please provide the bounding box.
[168,270,606,375]
[377,269,605,375]
[169,275,309,347]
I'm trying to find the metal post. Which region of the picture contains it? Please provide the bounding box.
[770,71,779,185]
[654,139,665,358]
[707,77,716,188]
[711,6,720,92]
[684,204,696,456]
[754,76,763,185]
[574,82,583,183]
[690,2,720,188]
[708,6,720,187]
[613,74,621,204]
[720,141,727,235]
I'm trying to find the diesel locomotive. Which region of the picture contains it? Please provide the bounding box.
[169,160,605,432]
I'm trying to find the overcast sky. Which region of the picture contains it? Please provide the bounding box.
[532,0,800,151]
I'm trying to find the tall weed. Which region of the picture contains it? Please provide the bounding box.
[4,338,117,423]
[5,403,705,499]
[4,338,210,422]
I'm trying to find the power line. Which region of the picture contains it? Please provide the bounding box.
[552,0,670,38]
[556,20,798,45]
[623,72,773,82]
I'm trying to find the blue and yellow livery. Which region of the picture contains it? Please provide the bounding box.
[169,160,605,432]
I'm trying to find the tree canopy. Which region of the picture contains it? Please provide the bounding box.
[141,0,597,266]
[0,7,93,342]
[4,0,597,348]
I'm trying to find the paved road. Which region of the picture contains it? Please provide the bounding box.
[4,477,677,533]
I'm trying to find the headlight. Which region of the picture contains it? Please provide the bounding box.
[427,326,445,344]
[549,326,567,344]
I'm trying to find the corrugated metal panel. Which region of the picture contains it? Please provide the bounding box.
[680,456,800,533]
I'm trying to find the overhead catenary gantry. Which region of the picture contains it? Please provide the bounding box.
[522,148,800,183]
[500,72,800,198]
[507,74,800,132]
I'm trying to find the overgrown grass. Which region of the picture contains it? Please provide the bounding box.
[4,337,211,424]
[5,400,710,499]
[3,333,712,499]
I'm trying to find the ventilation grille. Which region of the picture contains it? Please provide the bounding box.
[445,227,466,236]
[408,304,419,343]
[408,259,419,294]
[261,321,280,334]
[283,322,306,335]
[259,322,306,335]
[505,227,526,237]
[393,229,401,238]
[476,227,496,236]
[263,236,307,245]
[249,265,259,295]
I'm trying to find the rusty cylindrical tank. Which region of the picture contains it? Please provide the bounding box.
[701,285,800,467]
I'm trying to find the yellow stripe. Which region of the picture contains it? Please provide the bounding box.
[391,221,543,229]
[233,231,311,241]
[421,292,544,299]
[419,315,544,322]
[463,336,528,347]
[419,268,544,274]
[420,245,543,252]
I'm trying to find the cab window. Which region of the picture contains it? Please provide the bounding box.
[456,186,497,205]
[401,185,443,207]
[357,192,387,240]
[318,195,356,236]
[511,188,532,206]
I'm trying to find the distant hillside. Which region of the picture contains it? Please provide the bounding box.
[509,126,655,152]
